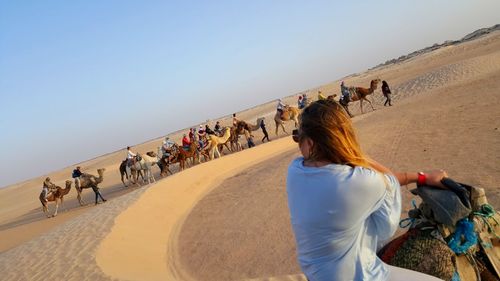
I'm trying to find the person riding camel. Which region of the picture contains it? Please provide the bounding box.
[340,81,351,104]
[232,113,239,127]
[189,128,196,142]
[317,90,326,101]
[182,134,191,150]
[72,166,83,189]
[302,93,309,107]
[298,95,304,109]
[277,99,287,119]
[42,177,56,203]
[162,137,176,163]
[214,121,222,135]
[205,124,215,135]
[126,146,136,167]
[197,125,207,149]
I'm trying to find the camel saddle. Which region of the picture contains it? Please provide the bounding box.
[378,178,500,281]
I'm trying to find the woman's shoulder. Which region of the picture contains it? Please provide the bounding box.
[353,166,399,192]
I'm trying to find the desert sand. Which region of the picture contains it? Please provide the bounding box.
[0,29,499,280]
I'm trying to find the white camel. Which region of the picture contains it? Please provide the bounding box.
[126,153,158,185]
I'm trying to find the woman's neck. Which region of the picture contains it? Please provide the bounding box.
[303,158,331,167]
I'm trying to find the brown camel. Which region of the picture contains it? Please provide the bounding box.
[207,127,231,159]
[39,180,72,218]
[340,79,381,117]
[156,147,175,177]
[175,142,199,171]
[274,106,300,135]
[226,123,252,152]
[235,117,265,132]
[76,168,105,205]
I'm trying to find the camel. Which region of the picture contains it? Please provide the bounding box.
[220,120,258,153]
[340,79,381,117]
[39,180,72,218]
[236,117,265,132]
[119,160,144,187]
[125,153,157,185]
[76,168,105,205]
[155,147,174,177]
[225,126,244,152]
[274,106,300,135]
[207,127,231,159]
[173,142,199,171]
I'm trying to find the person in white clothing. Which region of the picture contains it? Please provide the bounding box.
[162,137,176,163]
[126,146,136,167]
[287,99,446,281]
[276,99,286,119]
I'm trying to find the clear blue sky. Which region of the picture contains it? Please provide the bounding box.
[1,0,499,187]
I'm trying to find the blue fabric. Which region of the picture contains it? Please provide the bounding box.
[448,218,477,254]
[72,169,82,178]
[287,158,402,281]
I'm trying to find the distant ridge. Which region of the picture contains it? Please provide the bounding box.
[371,24,500,70]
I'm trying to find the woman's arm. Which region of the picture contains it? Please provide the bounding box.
[367,158,448,189]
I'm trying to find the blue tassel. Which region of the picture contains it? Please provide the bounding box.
[448,219,477,254]
[451,271,461,281]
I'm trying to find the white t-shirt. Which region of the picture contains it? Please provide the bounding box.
[127,150,136,159]
[287,158,401,281]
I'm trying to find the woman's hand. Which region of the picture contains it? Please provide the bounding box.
[424,170,448,189]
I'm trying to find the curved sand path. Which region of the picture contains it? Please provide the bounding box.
[96,137,299,280]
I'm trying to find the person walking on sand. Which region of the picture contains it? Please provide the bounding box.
[260,119,270,142]
[92,184,107,205]
[247,134,256,148]
[382,80,393,106]
[72,166,83,189]
[287,99,446,281]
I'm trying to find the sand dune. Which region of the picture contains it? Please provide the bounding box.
[0,30,499,280]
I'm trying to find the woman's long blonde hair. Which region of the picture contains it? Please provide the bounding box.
[299,99,378,171]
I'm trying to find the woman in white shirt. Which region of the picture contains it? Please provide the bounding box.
[126,146,136,166]
[287,99,446,281]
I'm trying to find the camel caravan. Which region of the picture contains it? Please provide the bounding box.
[39,79,388,217]
[39,167,107,218]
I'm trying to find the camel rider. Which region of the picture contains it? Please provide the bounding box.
[182,134,191,150]
[197,125,207,148]
[72,166,83,189]
[232,113,239,127]
[162,137,176,163]
[42,177,56,203]
[214,121,221,135]
[277,99,286,119]
[205,124,215,136]
[297,95,304,109]
[126,146,136,167]
[317,90,326,101]
[340,81,350,104]
[189,128,196,142]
